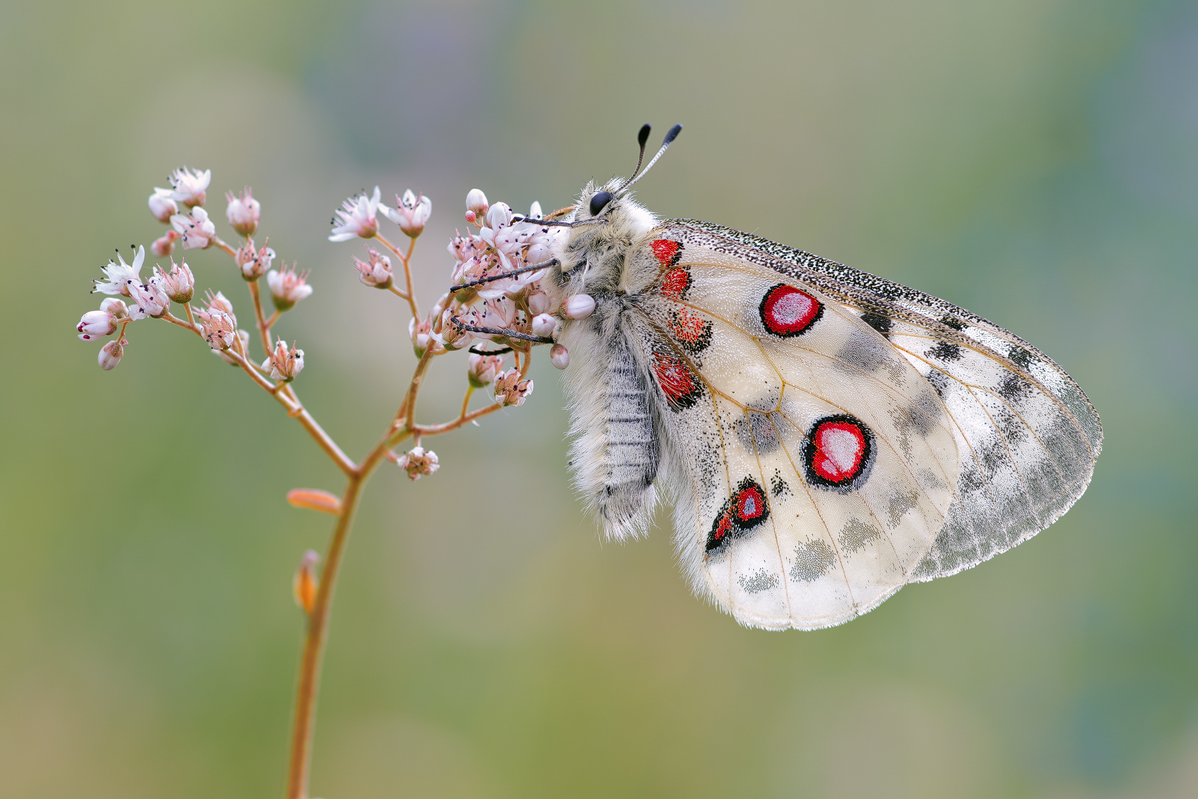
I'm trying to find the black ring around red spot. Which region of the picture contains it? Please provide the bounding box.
[707,476,771,553]
[760,284,823,337]
[801,414,874,490]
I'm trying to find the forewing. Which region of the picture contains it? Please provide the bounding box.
[645,222,1101,612]
[631,237,960,629]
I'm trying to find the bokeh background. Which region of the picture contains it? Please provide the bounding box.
[3,1,1196,797]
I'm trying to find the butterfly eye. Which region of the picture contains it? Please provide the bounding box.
[589,191,613,216]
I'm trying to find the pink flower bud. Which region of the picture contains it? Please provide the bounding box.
[77,309,117,340]
[409,316,432,358]
[151,231,178,257]
[527,291,550,315]
[398,446,439,481]
[225,188,260,236]
[352,249,392,289]
[266,264,312,311]
[531,313,557,338]
[466,188,489,218]
[148,188,178,223]
[550,343,570,370]
[98,340,123,370]
[563,293,596,320]
[467,353,503,388]
[385,189,432,237]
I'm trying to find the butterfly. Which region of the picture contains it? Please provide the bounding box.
[533,124,1101,630]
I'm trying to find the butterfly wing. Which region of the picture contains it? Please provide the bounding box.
[631,223,1100,629]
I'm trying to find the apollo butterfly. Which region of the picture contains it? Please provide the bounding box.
[536,125,1101,630]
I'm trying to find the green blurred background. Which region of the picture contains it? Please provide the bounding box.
[3,0,1195,796]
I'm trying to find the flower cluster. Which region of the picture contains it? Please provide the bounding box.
[79,170,576,485]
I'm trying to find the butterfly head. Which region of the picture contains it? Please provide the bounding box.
[553,124,682,288]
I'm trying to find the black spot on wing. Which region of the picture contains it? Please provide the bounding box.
[926,340,963,362]
[860,312,893,336]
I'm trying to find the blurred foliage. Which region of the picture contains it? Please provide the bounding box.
[2,0,1196,797]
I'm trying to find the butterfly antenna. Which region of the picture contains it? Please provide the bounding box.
[615,124,653,193]
[622,124,681,192]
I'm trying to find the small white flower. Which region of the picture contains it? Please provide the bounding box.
[266,265,313,311]
[216,330,251,365]
[467,353,503,387]
[264,340,304,382]
[383,189,432,237]
[236,239,275,281]
[493,370,533,407]
[128,277,170,319]
[93,246,145,297]
[329,186,386,242]
[155,259,194,303]
[409,316,433,357]
[225,188,260,236]
[352,249,392,288]
[148,188,178,223]
[527,200,543,219]
[171,207,217,249]
[398,446,439,480]
[163,167,211,207]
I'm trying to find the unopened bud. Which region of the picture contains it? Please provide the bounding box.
[98,340,124,370]
[531,313,557,338]
[148,188,178,224]
[550,343,570,370]
[151,231,178,257]
[563,294,596,320]
[293,550,319,615]
[466,188,489,218]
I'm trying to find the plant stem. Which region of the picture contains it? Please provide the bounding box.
[284,440,391,799]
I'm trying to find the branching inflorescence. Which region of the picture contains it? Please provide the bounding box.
[75,166,583,799]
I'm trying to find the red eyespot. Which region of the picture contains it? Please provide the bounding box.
[802,415,874,489]
[706,476,771,553]
[760,284,822,337]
